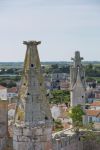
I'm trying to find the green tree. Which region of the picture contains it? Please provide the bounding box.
[50,90,70,105]
[7,81,17,88]
[0,81,7,87]
[14,76,21,81]
[80,123,100,143]
[51,64,58,69]
[53,119,63,131]
[69,105,85,132]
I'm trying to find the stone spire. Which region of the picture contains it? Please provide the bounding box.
[70,51,86,107]
[14,40,52,125]
[13,41,52,150]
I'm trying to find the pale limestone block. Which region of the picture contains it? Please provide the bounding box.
[44,128,52,135]
[33,142,42,150]
[13,127,23,136]
[40,135,47,142]
[35,128,43,136]
[17,135,31,142]
[22,128,32,136]
[13,135,18,141]
[15,141,30,150]
[31,127,37,135]
[13,141,18,150]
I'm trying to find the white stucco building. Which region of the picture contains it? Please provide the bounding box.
[86,101,100,130]
[0,85,7,100]
[7,87,18,100]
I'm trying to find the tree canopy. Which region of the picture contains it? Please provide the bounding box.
[69,105,85,131]
[50,90,70,105]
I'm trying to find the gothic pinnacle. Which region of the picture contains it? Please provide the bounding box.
[23,40,41,46]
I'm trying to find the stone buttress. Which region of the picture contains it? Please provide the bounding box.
[13,41,52,150]
[70,51,86,108]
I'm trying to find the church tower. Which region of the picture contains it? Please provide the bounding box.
[70,51,86,108]
[13,41,52,150]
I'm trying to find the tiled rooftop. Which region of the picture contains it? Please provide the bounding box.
[90,101,100,106]
[86,109,100,118]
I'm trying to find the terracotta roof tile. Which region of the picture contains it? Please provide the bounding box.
[7,87,18,93]
[90,101,100,106]
[8,103,16,110]
[86,109,100,118]
[0,85,6,90]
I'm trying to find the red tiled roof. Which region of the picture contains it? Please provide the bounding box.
[8,103,16,110]
[0,85,6,90]
[90,101,100,106]
[86,109,100,118]
[97,113,100,118]
[7,87,18,93]
[94,90,100,93]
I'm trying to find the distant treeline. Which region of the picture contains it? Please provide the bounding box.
[0,61,100,69]
[0,62,100,82]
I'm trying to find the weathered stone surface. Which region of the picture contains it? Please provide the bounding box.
[14,40,52,124]
[52,132,100,150]
[13,127,23,136]
[0,101,8,150]
[0,137,7,150]
[35,128,43,136]
[70,51,86,108]
[22,128,32,136]
[13,41,52,150]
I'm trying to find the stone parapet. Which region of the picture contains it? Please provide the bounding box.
[52,131,100,150]
[52,134,79,150]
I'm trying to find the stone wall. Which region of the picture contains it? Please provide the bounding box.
[13,125,52,150]
[52,132,100,150]
[0,137,7,150]
[0,101,8,150]
[52,134,81,150]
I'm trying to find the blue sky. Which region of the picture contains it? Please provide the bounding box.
[0,0,100,62]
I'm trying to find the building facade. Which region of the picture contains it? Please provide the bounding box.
[0,85,7,100]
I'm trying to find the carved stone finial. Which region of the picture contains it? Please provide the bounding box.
[75,51,83,60]
[71,57,74,61]
[23,41,41,46]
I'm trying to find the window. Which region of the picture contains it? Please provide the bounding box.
[45,116,48,120]
[31,64,34,67]
[89,117,92,123]
[27,93,30,95]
